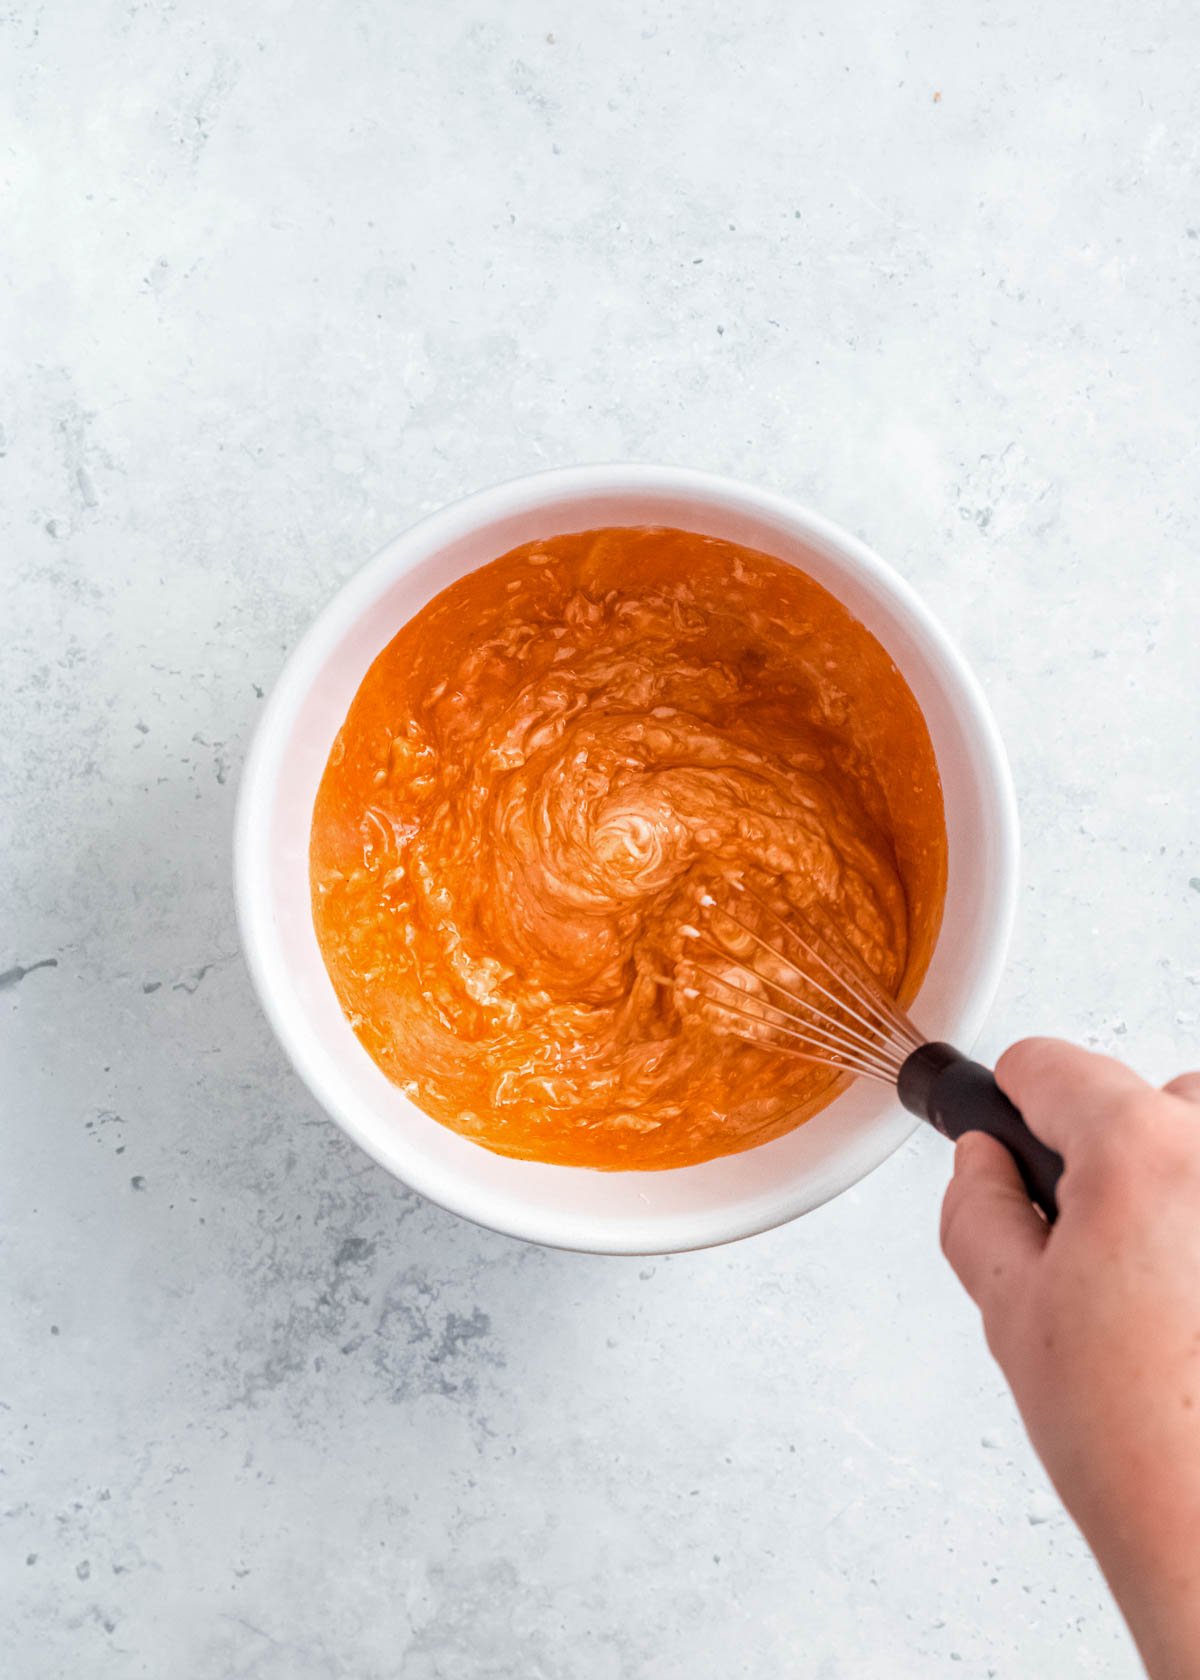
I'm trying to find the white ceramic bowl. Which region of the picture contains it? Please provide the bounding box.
[235,465,1018,1254]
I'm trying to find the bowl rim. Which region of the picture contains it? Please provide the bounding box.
[234,463,1019,1252]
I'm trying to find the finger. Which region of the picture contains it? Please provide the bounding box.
[940,1130,1049,1317]
[1163,1071,1200,1107]
[994,1037,1152,1155]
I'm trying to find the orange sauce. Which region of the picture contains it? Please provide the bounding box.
[310,527,947,1169]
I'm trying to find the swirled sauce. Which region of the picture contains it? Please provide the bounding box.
[310,527,946,1169]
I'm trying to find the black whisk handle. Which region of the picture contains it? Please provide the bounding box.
[898,1042,1063,1222]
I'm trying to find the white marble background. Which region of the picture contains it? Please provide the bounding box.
[4,1,1198,1674]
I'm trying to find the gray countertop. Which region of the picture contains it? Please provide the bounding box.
[5,3,1198,1674]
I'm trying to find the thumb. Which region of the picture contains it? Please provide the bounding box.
[940,1130,1049,1318]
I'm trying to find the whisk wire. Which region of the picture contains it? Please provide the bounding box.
[732,881,923,1054]
[686,942,908,1074]
[676,879,934,1083]
[674,882,1066,1226]
[698,892,917,1065]
[685,961,903,1080]
[685,990,898,1083]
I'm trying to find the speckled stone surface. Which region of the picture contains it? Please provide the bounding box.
[4,2,1198,1674]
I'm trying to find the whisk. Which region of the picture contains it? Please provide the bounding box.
[679,881,1063,1221]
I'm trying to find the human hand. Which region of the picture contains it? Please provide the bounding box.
[941,1038,1200,1680]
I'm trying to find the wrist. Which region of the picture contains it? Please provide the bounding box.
[1072,1497,1200,1680]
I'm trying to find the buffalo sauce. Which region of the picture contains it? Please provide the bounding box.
[309,526,947,1169]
